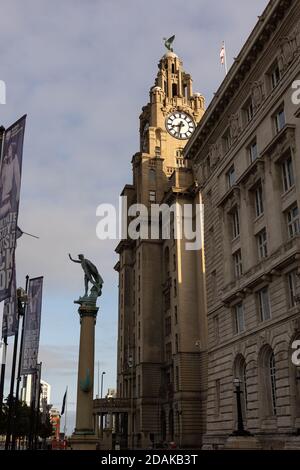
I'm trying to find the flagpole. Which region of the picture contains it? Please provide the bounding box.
[223,41,228,75]
[64,386,68,436]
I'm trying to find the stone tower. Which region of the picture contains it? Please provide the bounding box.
[115,49,207,449]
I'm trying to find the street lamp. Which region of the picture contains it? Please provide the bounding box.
[232,378,251,436]
[101,371,106,399]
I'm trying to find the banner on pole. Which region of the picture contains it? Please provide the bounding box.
[20,277,43,375]
[0,115,26,302]
[1,262,18,338]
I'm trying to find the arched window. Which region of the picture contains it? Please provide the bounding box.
[258,345,277,417]
[172,83,178,97]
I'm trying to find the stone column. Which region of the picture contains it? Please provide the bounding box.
[71,303,99,450]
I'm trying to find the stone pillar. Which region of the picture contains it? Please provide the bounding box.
[70,303,99,450]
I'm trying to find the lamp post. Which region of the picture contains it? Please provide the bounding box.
[233,378,251,436]
[100,371,106,399]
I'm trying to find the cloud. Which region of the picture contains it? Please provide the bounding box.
[0,0,269,412]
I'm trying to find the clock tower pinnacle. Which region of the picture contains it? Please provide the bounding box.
[139,51,205,174]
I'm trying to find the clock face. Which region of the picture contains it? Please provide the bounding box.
[166,112,195,140]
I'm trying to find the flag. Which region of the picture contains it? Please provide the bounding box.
[61,387,67,415]
[220,42,225,64]
[20,276,43,375]
[1,262,18,338]
[0,115,26,301]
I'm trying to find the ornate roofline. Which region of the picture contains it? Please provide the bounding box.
[184,0,294,161]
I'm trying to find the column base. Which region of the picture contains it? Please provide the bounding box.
[225,434,261,449]
[70,432,100,450]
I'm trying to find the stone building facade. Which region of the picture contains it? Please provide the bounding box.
[113,51,208,449]
[185,0,300,449]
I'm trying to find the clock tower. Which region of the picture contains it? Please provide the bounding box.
[112,48,207,449]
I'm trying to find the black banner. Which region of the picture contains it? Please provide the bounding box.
[1,262,18,338]
[20,277,43,375]
[0,115,26,302]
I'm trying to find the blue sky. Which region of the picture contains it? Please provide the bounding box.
[0,0,269,434]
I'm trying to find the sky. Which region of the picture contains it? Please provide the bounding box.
[0,0,269,435]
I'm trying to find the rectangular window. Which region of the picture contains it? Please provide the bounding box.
[175,366,179,391]
[287,270,297,308]
[165,316,171,336]
[227,165,236,188]
[174,305,178,324]
[287,205,300,238]
[174,279,177,297]
[213,315,219,340]
[249,140,258,163]
[254,184,264,217]
[271,63,281,89]
[282,155,294,192]
[234,303,245,334]
[257,228,268,259]
[233,249,243,279]
[149,190,156,202]
[166,342,172,362]
[274,108,285,133]
[231,209,240,239]
[258,286,271,321]
[175,334,179,353]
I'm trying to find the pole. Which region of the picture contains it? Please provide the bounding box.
[11,275,29,450]
[233,382,251,436]
[15,275,29,401]
[101,371,106,399]
[0,336,8,414]
[222,41,228,76]
[97,361,100,398]
[64,386,68,436]
[5,315,20,450]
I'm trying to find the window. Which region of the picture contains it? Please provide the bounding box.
[257,228,268,259]
[175,334,179,353]
[249,140,258,163]
[149,190,156,202]
[271,63,281,89]
[231,208,240,239]
[269,352,277,415]
[165,316,171,336]
[254,184,264,217]
[244,98,254,123]
[173,254,176,271]
[258,286,271,321]
[227,165,236,188]
[174,279,177,297]
[175,366,179,391]
[174,305,178,324]
[234,303,245,334]
[155,146,161,156]
[274,108,285,133]
[166,342,172,362]
[282,154,294,192]
[175,148,182,157]
[213,315,219,340]
[233,249,243,279]
[287,205,300,238]
[287,270,297,308]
